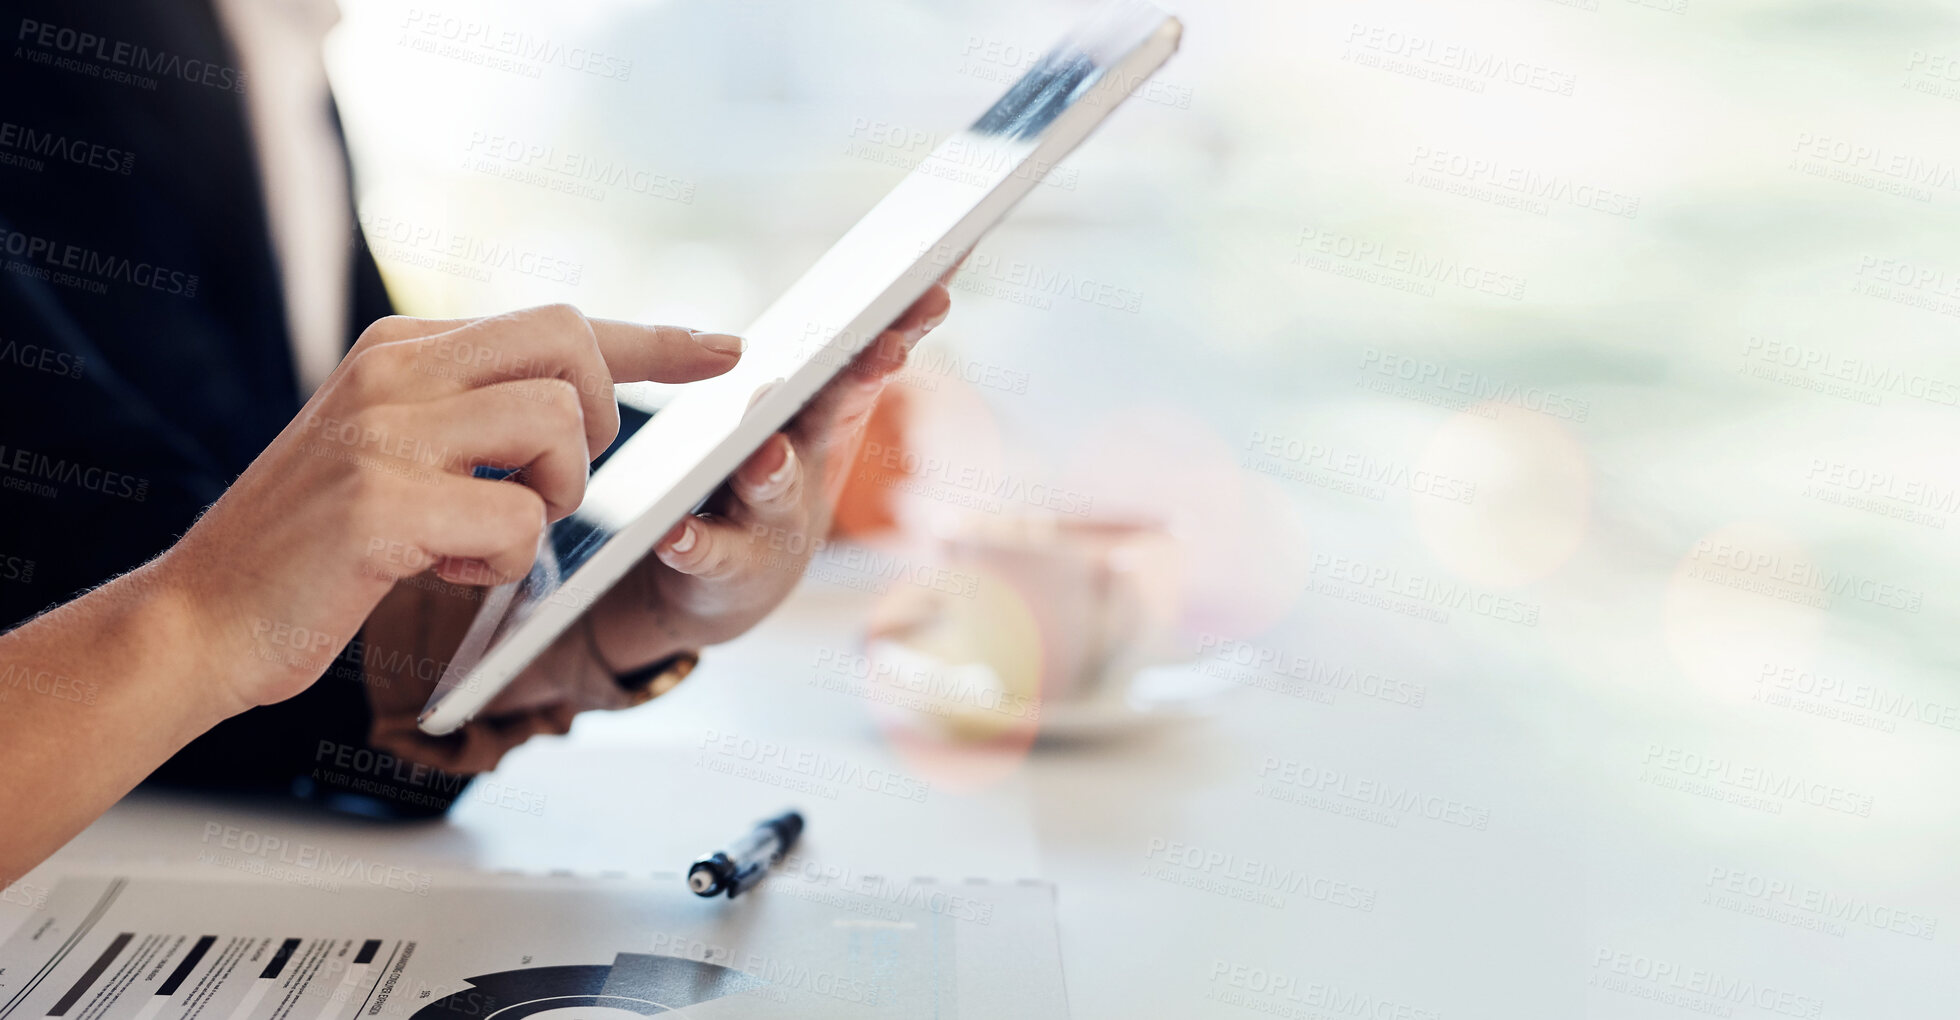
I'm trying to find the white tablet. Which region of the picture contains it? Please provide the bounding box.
[419,0,1183,735]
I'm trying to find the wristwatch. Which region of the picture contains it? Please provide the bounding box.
[582,616,698,707]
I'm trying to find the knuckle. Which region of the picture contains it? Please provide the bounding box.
[356,314,421,349]
[495,486,548,545]
[692,535,746,581]
[528,377,585,431]
[339,342,410,402]
[529,302,588,338]
[580,365,616,402]
[541,463,588,517]
[588,391,620,451]
[340,345,384,393]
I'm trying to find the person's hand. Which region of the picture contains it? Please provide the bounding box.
[365,285,952,771]
[157,305,745,718]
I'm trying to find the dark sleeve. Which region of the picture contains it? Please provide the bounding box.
[0,0,465,818]
[144,638,477,818]
[0,256,471,817]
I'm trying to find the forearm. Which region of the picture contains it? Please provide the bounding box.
[0,560,237,885]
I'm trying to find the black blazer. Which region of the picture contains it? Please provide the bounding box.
[0,0,456,816]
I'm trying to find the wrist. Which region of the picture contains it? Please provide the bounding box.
[114,556,257,731]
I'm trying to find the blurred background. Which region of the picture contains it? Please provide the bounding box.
[310,0,1958,1013]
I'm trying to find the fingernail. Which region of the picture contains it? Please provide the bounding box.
[669,520,698,554]
[765,442,797,490]
[693,332,745,356]
[923,307,950,331]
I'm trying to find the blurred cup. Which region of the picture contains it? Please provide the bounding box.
[864,516,1186,741]
[954,516,1184,705]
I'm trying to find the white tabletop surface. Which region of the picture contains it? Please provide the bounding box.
[33,556,1957,1018]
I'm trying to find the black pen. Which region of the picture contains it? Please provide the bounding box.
[688,809,805,899]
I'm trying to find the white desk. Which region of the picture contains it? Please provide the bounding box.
[34,566,1957,1017]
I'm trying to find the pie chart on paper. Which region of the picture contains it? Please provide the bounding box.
[410,954,761,1020]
